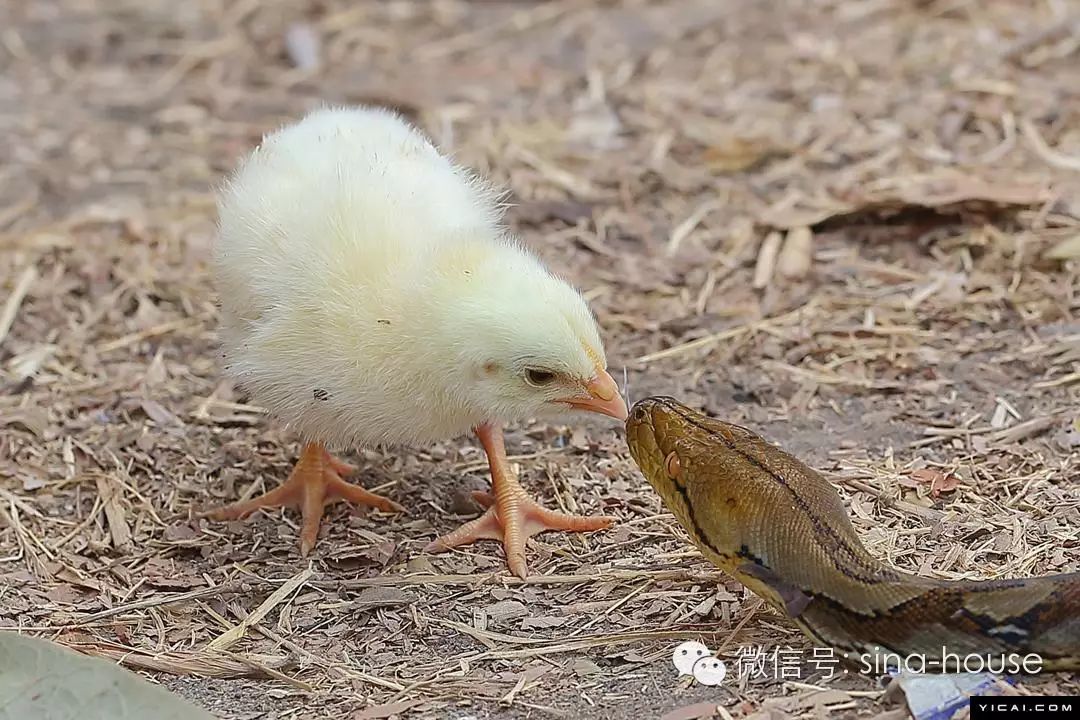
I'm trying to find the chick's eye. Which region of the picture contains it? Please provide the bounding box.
[524,368,557,387]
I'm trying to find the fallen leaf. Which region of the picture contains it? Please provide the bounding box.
[45,585,89,605]
[348,586,415,611]
[660,701,720,720]
[572,657,603,676]
[889,174,1049,207]
[1044,234,1080,260]
[163,523,199,541]
[53,567,103,593]
[0,408,49,437]
[142,557,206,590]
[570,427,591,450]
[521,615,568,630]
[354,699,427,719]
[911,468,961,497]
[514,199,593,226]
[482,599,528,624]
[761,172,1049,229]
[703,136,780,173]
[140,399,184,428]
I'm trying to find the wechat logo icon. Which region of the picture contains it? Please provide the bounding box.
[672,641,727,686]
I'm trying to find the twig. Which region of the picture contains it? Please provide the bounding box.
[0,186,39,231]
[1020,117,1080,171]
[668,199,721,256]
[59,635,292,680]
[636,301,816,364]
[833,475,945,524]
[207,567,314,651]
[95,318,199,353]
[0,264,37,348]
[1000,15,1080,61]
[327,568,727,591]
[76,583,245,624]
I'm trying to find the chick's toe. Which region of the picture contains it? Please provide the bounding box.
[425,486,613,579]
[425,424,612,578]
[207,442,403,556]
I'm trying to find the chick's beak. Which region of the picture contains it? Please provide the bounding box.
[561,369,629,421]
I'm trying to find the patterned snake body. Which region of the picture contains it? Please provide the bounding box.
[626,397,1080,672]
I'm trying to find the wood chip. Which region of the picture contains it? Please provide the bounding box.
[752,231,783,289]
[777,226,813,279]
[93,473,132,552]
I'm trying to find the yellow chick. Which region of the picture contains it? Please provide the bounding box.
[208,106,627,578]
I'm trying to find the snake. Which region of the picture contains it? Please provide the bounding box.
[625,396,1080,673]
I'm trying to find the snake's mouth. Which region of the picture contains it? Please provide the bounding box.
[625,400,656,479]
[626,398,655,428]
[626,397,684,486]
[627,396,681,427]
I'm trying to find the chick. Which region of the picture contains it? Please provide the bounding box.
[208,106,627,577]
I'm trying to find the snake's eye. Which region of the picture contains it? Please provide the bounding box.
[664,451,681,478]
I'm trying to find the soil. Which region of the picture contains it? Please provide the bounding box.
[1,1,1077,718]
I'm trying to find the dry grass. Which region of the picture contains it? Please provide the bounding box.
[1,0,1078,718]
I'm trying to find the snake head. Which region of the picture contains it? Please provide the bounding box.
[626,396,754,489]
[625,395,804,558]
[625,396,751,514]
[626,396,761,576]
[625,396,686,485]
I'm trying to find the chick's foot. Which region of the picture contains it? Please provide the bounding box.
[207,442,403,556]
[424,423,613,578]
[424,487,613,578]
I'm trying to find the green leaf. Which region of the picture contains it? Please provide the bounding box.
[0,632,217,720]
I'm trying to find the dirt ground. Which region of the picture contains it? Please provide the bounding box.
[1,0,1078,718]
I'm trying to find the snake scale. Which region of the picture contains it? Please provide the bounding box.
[626,396,1080,672]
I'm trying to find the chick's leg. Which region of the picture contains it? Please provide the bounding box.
[208,442,403,555]
[425,423,613,578]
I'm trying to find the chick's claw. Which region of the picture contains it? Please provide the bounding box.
[425,487,614,579]
[206,442,403,556]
